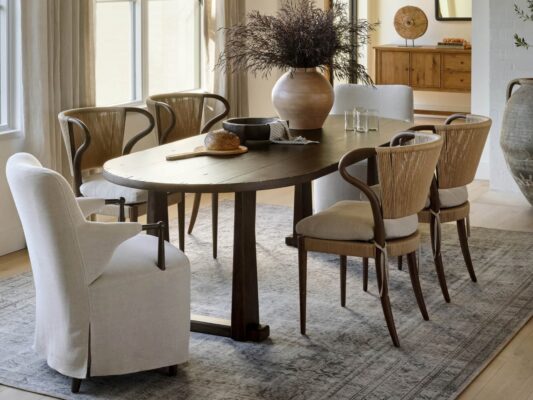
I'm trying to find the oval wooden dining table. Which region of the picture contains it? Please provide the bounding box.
[103,115,411,342]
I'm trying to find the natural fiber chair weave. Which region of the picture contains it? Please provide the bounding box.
[411,114,492,303]
[146,92,230,259]
[296,132,443,348]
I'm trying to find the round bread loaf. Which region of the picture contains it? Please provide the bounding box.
[204,129,241,151]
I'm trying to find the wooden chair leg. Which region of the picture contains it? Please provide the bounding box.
[430,214,451,303]
[129,206,138,222]
[457,218,477,282]
[406,251,429,320]
[362,257,369,292]
[397,255,403,270]
[298,236,307,335]
[71,378,82,393]
[188,193,202,234]
[340,255,347,307]
[177,193,185,252]
[375,250,400,347]
[168,365,178,377]
[212,193,218,259]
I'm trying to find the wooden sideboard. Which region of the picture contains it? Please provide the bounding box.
[374,45,471,93]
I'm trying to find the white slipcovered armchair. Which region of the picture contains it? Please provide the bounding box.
[313,84,414,212]
[6,153,191,393]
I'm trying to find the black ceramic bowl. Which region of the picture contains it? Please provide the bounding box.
[223,117,277,143]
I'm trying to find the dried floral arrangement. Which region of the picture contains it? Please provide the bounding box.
[514,0,533,48]
[217,0,378,85]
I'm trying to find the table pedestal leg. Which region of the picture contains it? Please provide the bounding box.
[285,182,313,247]
[231,191,270,341]
[147,191,169,241]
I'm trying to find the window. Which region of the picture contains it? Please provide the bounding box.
[95,0,202,106]
[0,0,14,132]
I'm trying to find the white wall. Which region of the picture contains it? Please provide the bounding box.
[471,0,533,195]
[367,0,472,112]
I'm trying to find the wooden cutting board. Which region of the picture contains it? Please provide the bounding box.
[166,145,248,161]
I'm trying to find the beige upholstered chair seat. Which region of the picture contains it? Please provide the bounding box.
[296,200,418,241]
[369,184,468,210]
[80,173,147,204]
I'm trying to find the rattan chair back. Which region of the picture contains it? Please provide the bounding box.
[377,133,443,219]
[434,115,492,189]
[146,92,229,144]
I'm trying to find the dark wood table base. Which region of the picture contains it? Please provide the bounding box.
[148,190,270,342]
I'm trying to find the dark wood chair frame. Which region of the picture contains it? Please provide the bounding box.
[298,132,434,347]
[64,108,156,224]
[150,94,230,258]
[399,116,479,302]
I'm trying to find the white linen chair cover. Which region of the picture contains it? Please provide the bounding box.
[6,153,190,379]
[313,84,414,212]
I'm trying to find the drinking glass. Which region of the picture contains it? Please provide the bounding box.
[356,108,368,133]
[367,109,379,131]
[344,110,355,131]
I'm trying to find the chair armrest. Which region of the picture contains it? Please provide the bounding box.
[408,125,437,133]
[104,197,126,222]
[390,132,416,146]
[444,114,467,125]
[76,197,105,218]
[201,94,230,134]
[79,221,142,284]
[123,108,155,154]
[153,101,176,144]
[339,148,386,246]
[142,222,166,271]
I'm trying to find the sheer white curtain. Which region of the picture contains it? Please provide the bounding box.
[20,0,95,177]
[203,0,249,118]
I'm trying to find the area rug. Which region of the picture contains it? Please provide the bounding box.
[0,201,532,400]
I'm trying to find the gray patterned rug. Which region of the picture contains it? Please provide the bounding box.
[0,201,532,400]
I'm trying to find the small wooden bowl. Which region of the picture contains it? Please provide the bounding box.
[222,117,277,144]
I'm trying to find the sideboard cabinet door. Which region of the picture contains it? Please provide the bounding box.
[378,51,410,86]
[411,53,441,90]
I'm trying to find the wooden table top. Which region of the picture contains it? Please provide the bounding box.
[103,115,412,193]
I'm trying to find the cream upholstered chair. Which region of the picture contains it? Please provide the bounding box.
[147,92,230,259]
[406,115,492,302]
[313,84,414,212]
[296,132,443,347]
[6,153,190,393]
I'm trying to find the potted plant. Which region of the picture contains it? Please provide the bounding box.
[218,0,377,130]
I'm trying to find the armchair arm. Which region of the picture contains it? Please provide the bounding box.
[104,197,126,222]
[153,101,177,144]
[66,117,91,196]
[201,94,230,134]
[408,125,437,133]
[123,108,155,154]
[142,222,166,271]
[444,113,467,125]
[338,148,386,246]
[79,221,142,284]
[390,132,415,146]
[76,197,105,218]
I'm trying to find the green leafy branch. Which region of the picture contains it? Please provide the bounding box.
[515,0,533,49]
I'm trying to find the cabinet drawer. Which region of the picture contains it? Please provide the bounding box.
[442,71,471,90]
[443,54,471,72]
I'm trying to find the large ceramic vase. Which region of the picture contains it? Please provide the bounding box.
[271,68,334,130]
[501,78,533,205]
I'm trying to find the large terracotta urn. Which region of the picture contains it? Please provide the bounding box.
[501,78,533,205]
[272,68,334,130]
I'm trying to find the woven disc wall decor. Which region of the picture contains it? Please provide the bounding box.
[394,6,428,40]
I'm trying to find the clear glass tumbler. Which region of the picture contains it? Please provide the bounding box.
[367,109,379,131]
[356,108,368,133]
[344,110,355,131]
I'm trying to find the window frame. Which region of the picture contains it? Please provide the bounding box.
[95,0,203,107]
[0,0,19,134]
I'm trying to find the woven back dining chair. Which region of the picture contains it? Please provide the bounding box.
[58,107,155,223]
[408,114,492,303]
[147,92,230,259]
[296,132,443,347]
